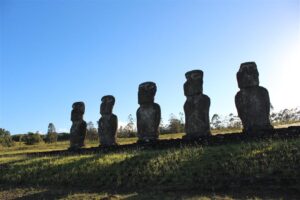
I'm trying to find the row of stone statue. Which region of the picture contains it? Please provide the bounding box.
[69,62,273,149]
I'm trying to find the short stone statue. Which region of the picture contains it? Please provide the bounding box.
[136,82,161,142]
[98,95,118,146]
[235,62,273,134]
[69,102,87,149]
[183,70,211,140]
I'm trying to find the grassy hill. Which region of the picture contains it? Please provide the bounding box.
[0,132,300,199]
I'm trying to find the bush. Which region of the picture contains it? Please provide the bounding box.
[0,128,14,147]
[22,132,43,145]
[11,134,24,142]
[45,132,58,143]
[57,132,70,141]
[86,129,98,141]
[117,131,137,138]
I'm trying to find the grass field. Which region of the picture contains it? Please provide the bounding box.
[1,131,300,200]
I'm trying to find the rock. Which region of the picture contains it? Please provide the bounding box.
[235,62,273,134]
[98,95,118,146]
[183,70,211,140]
[69,102,87,149]
[136,82,161,142]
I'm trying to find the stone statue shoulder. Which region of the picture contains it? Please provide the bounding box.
[201,94,210,101]
[153,103,161,110]
[194,93,210,105]
[257,85,269,94]
[111,114,118,121]
[235,90,243,99]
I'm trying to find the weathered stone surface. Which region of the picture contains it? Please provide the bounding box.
[137,82,161,142]
[183,70,211,139]
[98,95,118,146]
[235,62,273,134]
[69,102,87,149]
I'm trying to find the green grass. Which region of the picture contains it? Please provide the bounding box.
[1,132,299,199]
[0,133,184,156]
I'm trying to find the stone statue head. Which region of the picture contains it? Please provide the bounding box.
[100,95,115,115]
[138,82,157,105]
[71,102,85,122]
[184,70,203,96]
[237,62,259,89]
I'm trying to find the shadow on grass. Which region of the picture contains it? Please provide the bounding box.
[5,126,298,158]
[1,186,300,200]
[1,138,300,199]
[13,190,67,200]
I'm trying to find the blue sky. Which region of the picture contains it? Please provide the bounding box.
[1,0,299,134]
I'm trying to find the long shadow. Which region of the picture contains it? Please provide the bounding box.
[2,126,300,199]
[2,138,300,199]
[5,147,300,200]
[1,151,166,199]
[22,126,300,157]
[0,157,28,170]
[13,190,67,200]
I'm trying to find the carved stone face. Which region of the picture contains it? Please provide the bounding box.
[71,102,85,122]
[237,62,259,89]
[100,95,115,115]
[138,82,157,105]
[184,70,203,96]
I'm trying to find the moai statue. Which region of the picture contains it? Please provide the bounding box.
[235,62,273,134]
[69,102,87,149]
[98,95,118,146]
[183,70,211,140]
[136,82,161,143]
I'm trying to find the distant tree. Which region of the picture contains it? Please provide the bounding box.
[123,114,134,132]
[46,123,58,143]
[57,132,70,141]
[86,121,98,141]
[125,114,134,131]
[11,134,24,142]
[0,128,14,147]
[119,114,136,138]
[168,113,184,133]
[159,118,169,134]
[227,113,242,129]
[281,109,292,122]
[0,128,10,137]
[211,114,222,129]
[22,132,43,145]
[47,123,56,133]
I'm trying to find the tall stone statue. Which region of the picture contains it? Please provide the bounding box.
[183,70,211,140]
[69,102,87,149]
[98,95,118,146]
[136,82,161,143]
[235,62,273,134]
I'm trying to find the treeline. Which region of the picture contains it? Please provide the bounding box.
[117,113,185,138]
[10,132,70,144]
[0,128,14,147]
[1,107,299,147]
[270,107,300,124]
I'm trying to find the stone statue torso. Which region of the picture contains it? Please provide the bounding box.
[137,103,161,140]
[235,86,272,133]
[99,114,118,146]
[184,94,210,136]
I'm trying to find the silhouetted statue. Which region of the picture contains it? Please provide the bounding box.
[183,70,211,140]
[69,102,87,149]
[137,82,161,142]
[235,62,273,134]
[98,95,118,146]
